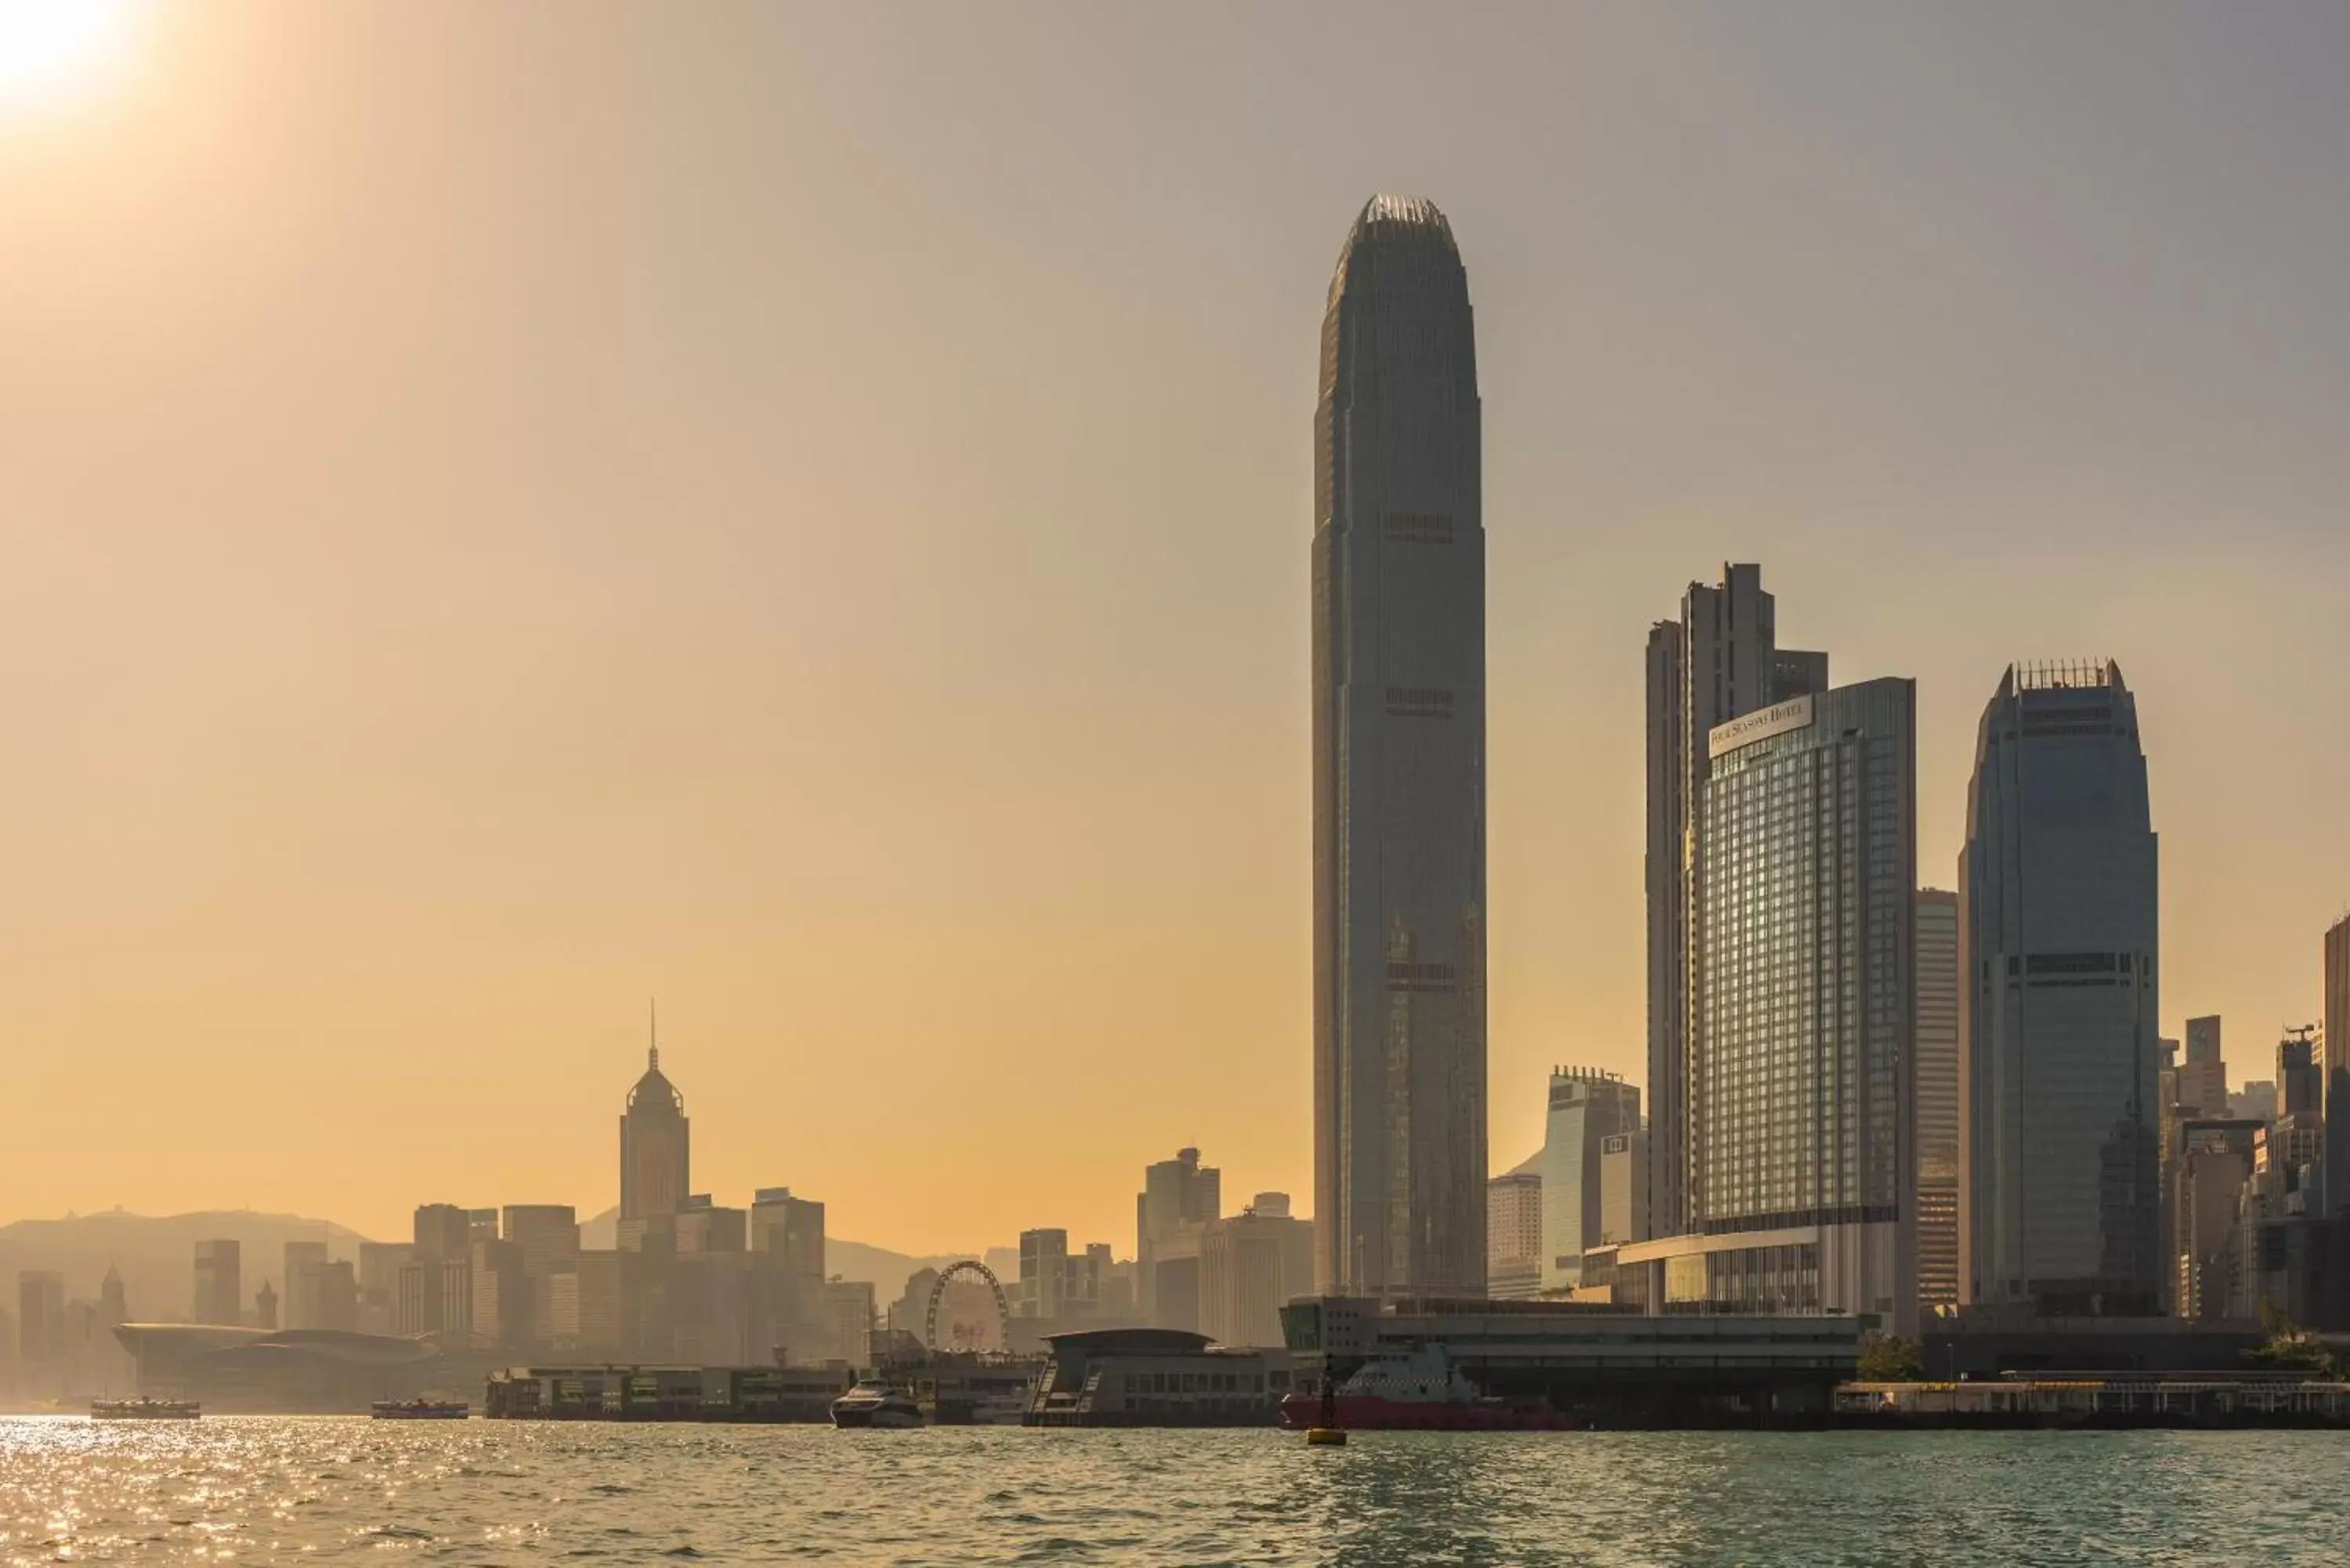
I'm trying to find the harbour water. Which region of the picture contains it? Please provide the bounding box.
[3,1418,2347,1563]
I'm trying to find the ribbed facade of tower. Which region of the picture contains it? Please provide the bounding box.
[1311,193,1486,1295]
[1697,677,1918,1330]
[2326,916,2350,1222]
[1959,661,2160,1315]
[1914,888,1962,1313]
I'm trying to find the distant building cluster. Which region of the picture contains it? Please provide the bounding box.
[349,1045,862,1369]
[0,1265,132,1400]
[896,1147,1313,1359]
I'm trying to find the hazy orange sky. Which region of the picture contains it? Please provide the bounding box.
[6,2,2349,1255]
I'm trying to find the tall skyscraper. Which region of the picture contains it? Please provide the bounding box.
[502,1206,580,1277]
[283,1240,328,1331]
[750,1187,825,1363]
[1311,193,1487,1297]
[1645,565,1828,1242]
[16,1273,64,1362]
[192,1239,241,1326]
[1017,1228,1073,1320]
[1959,660,2159,1315]
[471,1237,526,1350]
[2178,1015,2226,1115]
[2265,1027,2326,1190]
[1538,1068,1642,1292]
[2277,1030,2321,1121]
[1697,677,1916,1327]
[403,1205,472,1335]
[2326,916,2350,1219]
[1136,1147,1219,1323]
[1915,889,1962,1313]
[620,1036,690,1222]
[504,1205,580,1351]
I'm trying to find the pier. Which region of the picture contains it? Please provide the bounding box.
[1835,1375,2350,1429]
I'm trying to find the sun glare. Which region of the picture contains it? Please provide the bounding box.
[0,0,138,106]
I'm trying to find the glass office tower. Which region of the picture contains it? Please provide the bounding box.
[1914,889,1962,1313]
[1646,565,1828,1245]
[1959,661,2160,1315]
[1311,194,1486,1295]
[1697,678,1917,1328]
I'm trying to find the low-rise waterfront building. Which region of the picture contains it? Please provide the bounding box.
[114,1323,443,1412]
[484,1363,851,1422]
[1280,1295,1859,1422]
[1025,1328,1293,1426]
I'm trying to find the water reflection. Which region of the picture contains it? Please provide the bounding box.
[0,1419,2345,1565]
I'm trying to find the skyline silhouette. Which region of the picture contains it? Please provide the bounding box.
[8,2,2350,1253]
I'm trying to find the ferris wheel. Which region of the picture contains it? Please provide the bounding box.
[924,1259,1011,1351]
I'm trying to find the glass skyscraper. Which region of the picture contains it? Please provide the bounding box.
[1914,889,1961,1313]
[1645,565,1828,1242]
[1696,677,1917,1327]
[1311,194,1486,1295]
[2326,916,2350,1221]
[1959,661,2160,1315]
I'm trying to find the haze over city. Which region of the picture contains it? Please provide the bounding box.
[10,0,2350,1259]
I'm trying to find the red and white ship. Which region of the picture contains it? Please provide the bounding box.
[1278,1346,1576,1433]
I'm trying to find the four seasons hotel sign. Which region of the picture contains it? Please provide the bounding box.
[1707,693,1816,759]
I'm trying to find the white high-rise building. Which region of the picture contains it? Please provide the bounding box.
[1538,1069,1641,1292]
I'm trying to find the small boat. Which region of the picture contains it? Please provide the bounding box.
[1278,1346,1575,1433]
[91,1397,201,1421]
[830,1378,924,1429]
[371,1400,469,1420]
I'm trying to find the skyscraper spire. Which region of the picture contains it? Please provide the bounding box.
[622,1004,689,1220]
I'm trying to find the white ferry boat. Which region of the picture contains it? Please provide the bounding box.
[830,1378,924,1429]
[91,1397,201,1420]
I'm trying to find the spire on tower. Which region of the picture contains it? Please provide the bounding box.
[649,997,659,1071]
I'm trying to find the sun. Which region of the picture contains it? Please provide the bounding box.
[0,0,139,105]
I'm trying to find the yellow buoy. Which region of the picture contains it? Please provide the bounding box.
[1306,1427,1347,1446]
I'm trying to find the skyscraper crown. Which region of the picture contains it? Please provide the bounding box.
[627,1045,684,1115]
